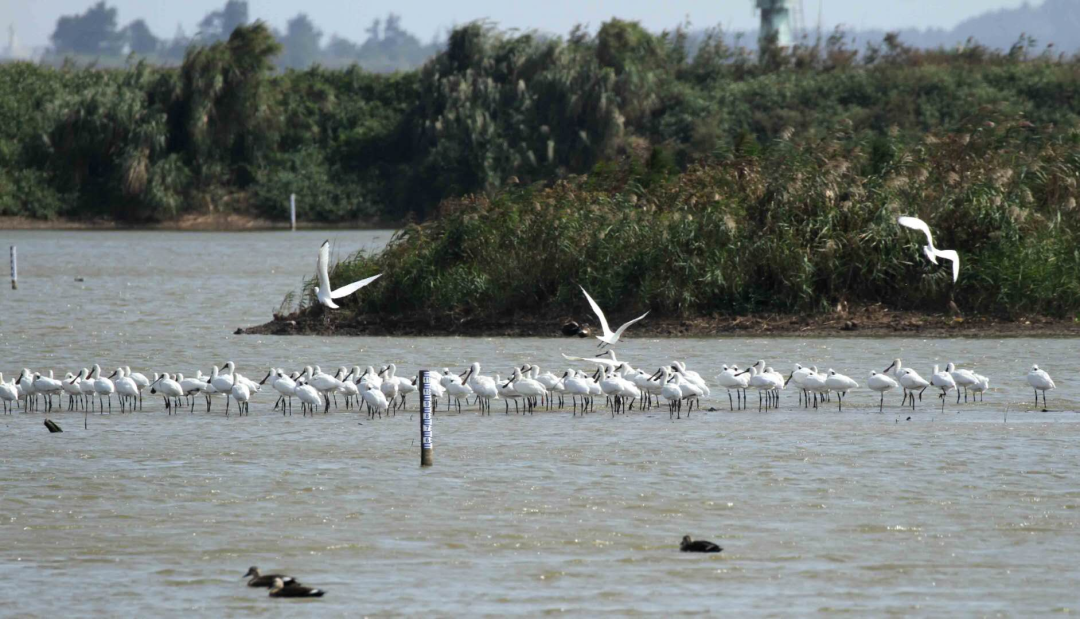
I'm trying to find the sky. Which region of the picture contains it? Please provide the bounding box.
[1,0,1034,49]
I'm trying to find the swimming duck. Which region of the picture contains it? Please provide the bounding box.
[268,577,326,598]
[680,535,722,553]
[244,566,296,588]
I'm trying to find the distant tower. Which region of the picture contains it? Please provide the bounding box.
[5,23,28,60]
[756,0,804,49]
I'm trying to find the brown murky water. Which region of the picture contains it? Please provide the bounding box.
[1,230,1078,616]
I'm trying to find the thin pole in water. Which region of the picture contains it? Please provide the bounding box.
[290,193,296,231]
[420,370,433,467]
[10,245,16,290]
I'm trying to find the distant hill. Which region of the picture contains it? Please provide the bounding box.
[806,0,1080,53]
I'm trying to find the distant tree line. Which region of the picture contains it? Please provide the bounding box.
[2,20,1079,227]
[43,0,440,72]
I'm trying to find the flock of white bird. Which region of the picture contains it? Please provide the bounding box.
[0,356,1060,418]
[0,217,1062,418]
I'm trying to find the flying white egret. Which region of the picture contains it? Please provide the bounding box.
[897,216,960,282]
[579,285,649,348]
[315,240,382,309]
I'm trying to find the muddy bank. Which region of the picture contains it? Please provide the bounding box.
[0,213,395,231]
[242,304,1080,338]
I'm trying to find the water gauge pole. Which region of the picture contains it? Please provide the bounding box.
[290,194,297,231]
[420,370,433,466]
[9,246,16,290]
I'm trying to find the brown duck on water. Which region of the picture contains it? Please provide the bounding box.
[268,577,326,598]
[244,566,296,588]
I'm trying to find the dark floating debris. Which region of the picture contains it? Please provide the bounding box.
[44,419,63,433]
[680,535,721,553]
[74,277,85,282]
[561,321,582,337]
[268,577,326,598]
[234,328,245,335]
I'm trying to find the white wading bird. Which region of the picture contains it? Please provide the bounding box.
[897,216,960,282]
[315,240,383,309]
[930,364,957,412]
[1026,365,1055,411]
[579,286,649,348]
[867,370,898,413]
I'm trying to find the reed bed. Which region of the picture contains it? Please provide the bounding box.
[302,117,1080,320]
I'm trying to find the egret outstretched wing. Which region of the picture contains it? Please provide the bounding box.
[316,240,332,294]
[612,311,649,339]
[561,353,620,368]
[934,249,960,282]
[897,216,935,247]
[331,273,383,299]
[579,286,612,338]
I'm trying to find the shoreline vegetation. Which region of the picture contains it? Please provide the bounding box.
[245,306,1080,338]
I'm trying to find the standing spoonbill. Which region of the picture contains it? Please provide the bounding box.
[210,363,237,415]
[1026,365,1055,411]
[315,240,383,309]
[126,366,150,410]
[884,359,929,409]
[825,370,858,412]
[897,216,960,282]
[295,383,324,416]
[0,373,17,414]
[948,364,979,403]
[563,370,592,415]
[930,365,957,412]
[970,374,989,402]
[659,368,685,418]
[579,286,649,348]
[360,382,389,418]
[867,370,898,413]
[231,378,252,416]
[151,373,184,414]
[91,365,115,413]
[717,365,748,410]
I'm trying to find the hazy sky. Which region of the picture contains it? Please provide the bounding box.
[2,0,1033,49]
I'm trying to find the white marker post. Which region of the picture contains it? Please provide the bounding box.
[9,246,15,290]
[420,370,433,466]
[290,193,296,231]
